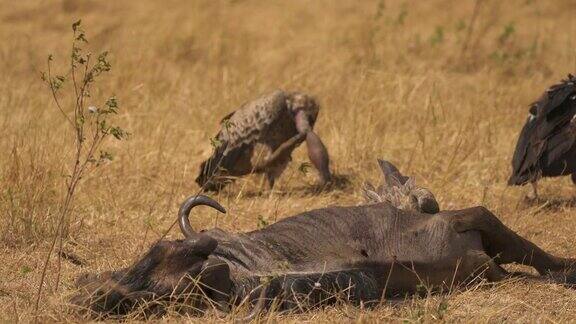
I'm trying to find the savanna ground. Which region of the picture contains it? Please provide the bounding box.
[2,0,576,322]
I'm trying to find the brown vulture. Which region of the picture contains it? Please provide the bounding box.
[196,90,332,191]
[508,74,576,198]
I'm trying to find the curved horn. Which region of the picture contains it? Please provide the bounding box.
[178,195,226,240]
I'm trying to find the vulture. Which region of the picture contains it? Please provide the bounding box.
[508,74,576,198]
[196,90,332,191]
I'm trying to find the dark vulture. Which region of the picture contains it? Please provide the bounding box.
[508,74,576,198]
[196,90,332,191]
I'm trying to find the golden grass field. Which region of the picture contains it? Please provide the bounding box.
[2,0,576,322]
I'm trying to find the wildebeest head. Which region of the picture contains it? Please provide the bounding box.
[363,159,440,214]
[71,197,231,318]
[71,238,232,317]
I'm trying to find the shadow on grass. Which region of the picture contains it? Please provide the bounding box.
[302,173,353,194]
[241,173,353,198]
[522,196,576,211]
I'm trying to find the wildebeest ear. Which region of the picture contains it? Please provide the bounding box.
[377,159,409,188]
[190,235,218,258]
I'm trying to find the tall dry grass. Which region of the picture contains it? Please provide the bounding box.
[2,0,576,322]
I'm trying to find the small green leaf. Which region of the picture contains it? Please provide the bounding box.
[72,19,82,32]
[221,118,235,130]
[51,75,65,90]
[99,151,114,161]
[455,19,466,32]
[257,215,268,229]
[210,137,223,149]
[109,126,128,140]
[498,22,516,45]
[429,26,444,45]
[299,162,311,175]
[76,32,88,43]
[20,265,32,275]
[396,7,408,25]
[103,96,119,114]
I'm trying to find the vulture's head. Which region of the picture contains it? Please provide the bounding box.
[195,160,227,192]
[286,92,320,132]
[363,159,440,214]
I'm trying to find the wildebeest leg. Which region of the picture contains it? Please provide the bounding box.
[460,250,509,283]
[571,172,576,185]
[239,258,509,314]
[199,258,233,311]
[450,207,576,276]
[239,268,382,313]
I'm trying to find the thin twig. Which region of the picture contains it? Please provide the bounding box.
[460,0,484,61]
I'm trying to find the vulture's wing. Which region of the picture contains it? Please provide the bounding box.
[509,75,576,185]
[206,90,288,173]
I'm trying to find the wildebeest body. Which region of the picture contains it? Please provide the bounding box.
[208,203,480,275]
[202,203,485,308]
[73,162,576,317]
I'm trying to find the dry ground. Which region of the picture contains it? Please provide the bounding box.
[2,0,576,322]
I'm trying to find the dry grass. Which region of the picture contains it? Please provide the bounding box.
[2,0,576,322]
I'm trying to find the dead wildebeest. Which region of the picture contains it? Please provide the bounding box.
[195,90,332,191]
[72,160,576,319]
[509,74,576,199]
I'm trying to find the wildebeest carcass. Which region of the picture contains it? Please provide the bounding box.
[196,90,332,191]
[508,74,576,199]
[73,160,576,319]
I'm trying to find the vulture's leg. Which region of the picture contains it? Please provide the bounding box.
[266,174,275,189]
[528,181,539,200]
[265,158,290,189]
[451,206,576,277]
[258,173,270,192]
[306,131,332,185]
